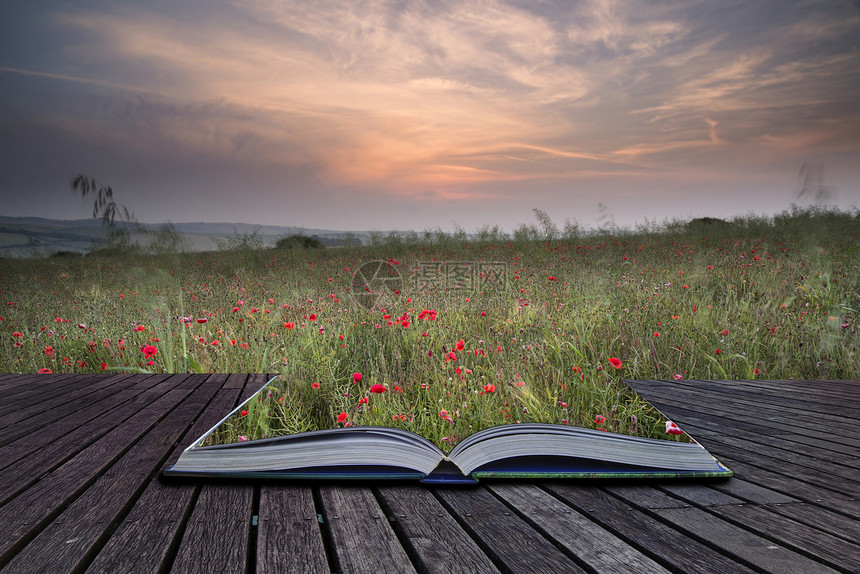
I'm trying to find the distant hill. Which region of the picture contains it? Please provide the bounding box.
[0,216,371,257]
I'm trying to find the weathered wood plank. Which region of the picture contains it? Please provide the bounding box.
[435,486,587,573]
[0,374,200,564]
[0,373,143,444]
[765,502,860,544]
[0,372,166,500]
[319,485,417,574]
[488,483,670,573]
[646,411,860,482]
[704,454,860,519]
[660,479,798,506]
[712,503,860,573]
[256,486,330,574]
[629,384,860,451]
[170,374,263,574]
[545,483,758,573]
[628,380,860,437]
[376,485,501,574]
[85,375,241,574]
[0,374,170,502]
[0,373,89,410]
[170,483,254,573]
[0,374,218,573]
[607,486,842,574]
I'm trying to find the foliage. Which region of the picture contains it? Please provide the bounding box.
[274,234,325,250]
[1,207,858,451]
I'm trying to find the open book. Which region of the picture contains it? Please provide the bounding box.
[164,376,732,483]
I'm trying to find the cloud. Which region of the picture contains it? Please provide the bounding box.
[2,0,858,230]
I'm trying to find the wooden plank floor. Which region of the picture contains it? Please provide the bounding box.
[0,375,856,573]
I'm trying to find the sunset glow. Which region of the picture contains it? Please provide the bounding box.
[1,1,858,230]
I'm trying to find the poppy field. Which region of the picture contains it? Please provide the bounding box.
[1,208,857,450]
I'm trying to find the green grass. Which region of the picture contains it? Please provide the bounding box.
[1,206,858,452]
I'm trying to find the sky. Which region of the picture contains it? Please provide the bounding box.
[1,0,859,233]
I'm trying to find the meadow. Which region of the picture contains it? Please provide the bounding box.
[1,207,857,452]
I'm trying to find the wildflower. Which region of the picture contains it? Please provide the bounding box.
[665,421,684,435]
[311,382,320,389]
[484,384,496,393]
[141,345,157,358]
[609,357,622,369]
[284,321,295,329]
[44,346,55,357]
[653,332,660,338]
[38,368,53,374]
[135,325,145,332]
[238,435,248,442]
[353,372,362,383]
[240,409,249,417]
[456,339,465,351]
[446,352,457,361]
[594,415,606,425]
[196,318,207,324]
[100,362,107,370]
[439,410,454,423]
[673,374,683,380]
[549,276,556,281]
[308,313,317,321]
[12,331,22,338]
[715,349,722,355]
[370,384,386,393]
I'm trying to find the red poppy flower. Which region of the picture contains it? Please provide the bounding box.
[353,372,362,383]
[196,318,207,324]
[38,368,52,374]
[483,384,495,393]
[141,345,157,358]
[446,352,457,361]
[609,357,622,369]
[370,384,386,393]
[594,415,606,424]
[337,412,348,423]
[284,321,295,329]
[456,339,465,351]
[311,382,320,389]
[240,409,249,417]
[665,421,684,435]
